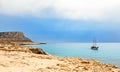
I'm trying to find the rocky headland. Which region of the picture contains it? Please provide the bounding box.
[0,32,32,42]
[0,31,45,45]
[0,32,120,72]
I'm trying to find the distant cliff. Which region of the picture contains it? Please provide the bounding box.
[0,32,32,42]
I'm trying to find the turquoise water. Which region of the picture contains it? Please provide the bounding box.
[31,43,120,67]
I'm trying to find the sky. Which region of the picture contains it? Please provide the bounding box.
[0,0,120,42]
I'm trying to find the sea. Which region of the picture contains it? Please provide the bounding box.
[30,43,120,67]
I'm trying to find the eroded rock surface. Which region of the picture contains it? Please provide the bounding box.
[0,32,32,42]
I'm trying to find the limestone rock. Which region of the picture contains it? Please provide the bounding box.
[0,32,32,42]
[29,48,47,55]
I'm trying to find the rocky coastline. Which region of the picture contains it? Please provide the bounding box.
[0,32,120,72]
[0,43,120,72]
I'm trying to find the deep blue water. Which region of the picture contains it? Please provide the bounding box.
[31,43,120,67]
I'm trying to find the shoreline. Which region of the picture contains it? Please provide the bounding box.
[0,43,120,72]
[0,50,120,72]
[14,42,46,45]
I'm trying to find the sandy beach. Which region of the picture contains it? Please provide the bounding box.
[0,44,120,72]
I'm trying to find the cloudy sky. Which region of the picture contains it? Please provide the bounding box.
[0,0,120,42]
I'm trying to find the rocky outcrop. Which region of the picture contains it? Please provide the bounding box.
[0,43,47,55]
[0,32,32,42]
[29,48,47,54]
[0,32,47,55]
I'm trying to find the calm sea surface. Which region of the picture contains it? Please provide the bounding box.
[31,43,120,67]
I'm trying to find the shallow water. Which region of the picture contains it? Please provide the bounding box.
[31,43,120,67]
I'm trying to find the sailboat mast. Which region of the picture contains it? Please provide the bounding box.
[91,37,99,50]
[93,38,96,46]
